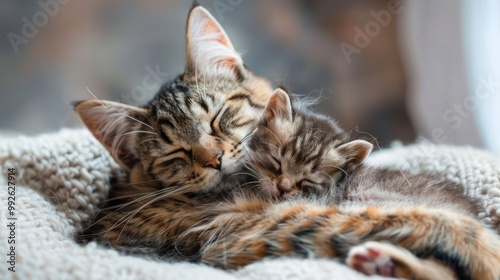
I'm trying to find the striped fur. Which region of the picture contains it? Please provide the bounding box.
[240,88,498,278]
[79,186,500,280]
[75,5,500,280]
[246,88,373,199]
[77,87,500,280]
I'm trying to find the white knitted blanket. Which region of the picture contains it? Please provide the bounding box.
[0,129,499,280]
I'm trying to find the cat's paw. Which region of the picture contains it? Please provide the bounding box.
[347,241,457,280]
[346,242,395,277]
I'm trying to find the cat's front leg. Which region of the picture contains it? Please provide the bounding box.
[347,241,456,280]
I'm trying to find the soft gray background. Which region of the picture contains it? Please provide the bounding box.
[1,0,499,152]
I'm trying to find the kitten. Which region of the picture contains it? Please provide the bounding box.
[248,87,480,215]
[244,88,486,279]
[74,5,272,195]
[246,85,373,200]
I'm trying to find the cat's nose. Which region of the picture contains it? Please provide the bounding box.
[192,137,224,170]
[277,176,293,197]
[205,151,223,170]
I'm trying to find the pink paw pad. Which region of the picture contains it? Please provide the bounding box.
[347,245,395,277]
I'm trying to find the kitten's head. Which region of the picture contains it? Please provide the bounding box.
[247,88,373,199]
[74,5,272,194]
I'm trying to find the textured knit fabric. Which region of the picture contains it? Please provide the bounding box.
[0,129,499,280]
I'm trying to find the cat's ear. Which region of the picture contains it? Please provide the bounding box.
[262,88,293,125]
[73,100,148,170]
[337,140,373,167]
[184,5,246,79]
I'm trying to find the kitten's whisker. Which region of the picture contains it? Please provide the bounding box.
[230,172,258,178]
[120,114,155,130]
[122,136,160,159]
[137,137,161,146]
[82,188,171,233]
[236,129,257,146]
[238,179,263,187]
[86,86,107,108]
[115,188,179,240]
[123,178,164,186]
[100,188,168,211]
[321,164,348,177]
[123,130,158,136]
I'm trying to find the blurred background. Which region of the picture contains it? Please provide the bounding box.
[1,0,499,153]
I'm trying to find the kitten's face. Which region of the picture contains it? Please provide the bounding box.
[140,74,270,192]
[74,6,272,193]
[247,89,372,199]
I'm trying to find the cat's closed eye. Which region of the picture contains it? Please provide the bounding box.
[298,179,327,195]
[165,148,192,158]
[270,155,281,173]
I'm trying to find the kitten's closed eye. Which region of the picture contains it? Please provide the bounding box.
[270,156,281,173]
[298,179,323,193]
[165,148,192,158]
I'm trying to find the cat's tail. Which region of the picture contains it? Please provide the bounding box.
[197,201,500,280]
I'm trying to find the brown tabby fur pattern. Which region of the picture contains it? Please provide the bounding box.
[79,94,500,280]
[82,183,500,280]
[243,88,497,279]
[75,5,500,280]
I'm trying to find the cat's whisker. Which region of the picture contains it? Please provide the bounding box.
[120,114,155,130]
[86,86,107,108]
[236,129,257,146]
[100,188,169,211]
[123,130,158,136]
[241,159,257,173]
[230,172,258,178]
[101,191,161,203]
[121,136,160,160]
[238,179,263,188]
[123,178,164,186]
[137,137,161,147]
[114,190,175,240]
[242,157,267,178]
[321,164,348,177]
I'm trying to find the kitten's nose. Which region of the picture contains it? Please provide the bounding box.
[192,136,224,170]
[205,151,223,170]
[277,176,293,197]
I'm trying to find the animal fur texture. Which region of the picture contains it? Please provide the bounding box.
[74,5,500,280]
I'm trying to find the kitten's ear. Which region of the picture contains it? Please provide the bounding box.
[73,100,148,170]
[337,140,373,166]
[185,5,246,79]
[262,88,293,125]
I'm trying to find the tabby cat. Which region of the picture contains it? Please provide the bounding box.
[75,5,500,280]
[245,88,498,279]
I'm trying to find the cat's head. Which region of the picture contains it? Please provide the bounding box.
[74,5,272,194]
[246,88,373,199]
